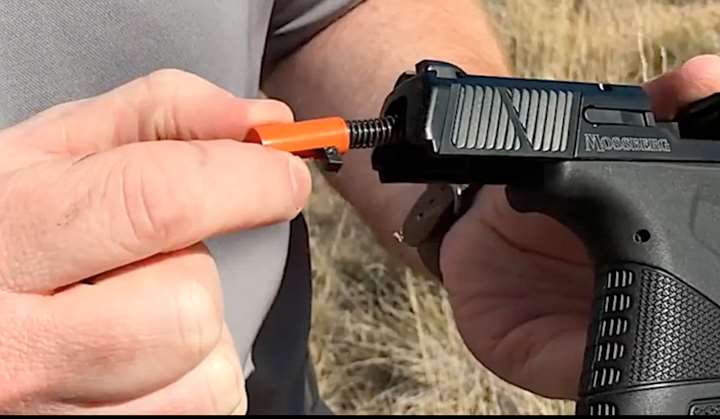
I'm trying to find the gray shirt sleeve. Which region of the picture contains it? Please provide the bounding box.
[262,0,364,70]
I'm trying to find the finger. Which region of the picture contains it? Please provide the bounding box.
[33,244,224,403]
[0,69,293,168]
[643,54,720,119]
[0,139,311,293]
[64,325,246,415]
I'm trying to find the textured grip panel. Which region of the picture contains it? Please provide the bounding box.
[578,264,720,415]
[690,401,720,415]
[630,269,720,385]
[449,85,574,152]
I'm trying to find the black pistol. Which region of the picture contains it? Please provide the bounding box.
[370,60,720,416]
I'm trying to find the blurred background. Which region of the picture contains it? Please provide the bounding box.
[304,0,720,414]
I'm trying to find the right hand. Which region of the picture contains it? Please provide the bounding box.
[0,69,311,414]
[441,54,720,400]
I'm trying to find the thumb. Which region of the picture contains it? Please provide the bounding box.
[643,54,720,120]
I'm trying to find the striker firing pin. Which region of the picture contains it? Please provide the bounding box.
[247,60,720,415]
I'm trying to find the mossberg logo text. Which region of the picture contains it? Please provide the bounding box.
[584,134,671,153]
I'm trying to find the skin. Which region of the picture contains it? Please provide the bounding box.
[439,55,720,399]
[1,0,718,413]
[264,0,720,400]
[0,70,310,414]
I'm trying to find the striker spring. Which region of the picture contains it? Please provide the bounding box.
[346,115,400,149]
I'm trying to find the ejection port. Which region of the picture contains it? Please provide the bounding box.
[584,107,647,126]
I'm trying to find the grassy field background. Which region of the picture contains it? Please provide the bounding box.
[304,0,720,414]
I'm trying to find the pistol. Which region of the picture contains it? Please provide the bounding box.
[246,59,720,415]
[368,60,720,416]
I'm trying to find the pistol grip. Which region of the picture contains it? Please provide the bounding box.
[577,263,720,415]
[507,160,720,415]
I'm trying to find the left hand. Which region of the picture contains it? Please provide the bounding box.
[440,54,720,400]
[0,69,309,414]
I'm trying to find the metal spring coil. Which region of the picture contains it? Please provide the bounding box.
[346,115,399,148]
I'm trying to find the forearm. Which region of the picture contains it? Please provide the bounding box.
[262,0,512,272]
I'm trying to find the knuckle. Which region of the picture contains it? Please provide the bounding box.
[684,53,720,68]
[175,279,223,362]
[141,70,183,138]
[140,69,209,139]
[141,68,213,105]
[117,148,194,250]
[679,55,720,85]
[144,68,198,88]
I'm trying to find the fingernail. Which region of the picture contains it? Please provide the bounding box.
[288,156,311,210]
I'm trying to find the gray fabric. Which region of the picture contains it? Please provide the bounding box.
[0,0,358,378]
[0,0,271,126]
[204,224,290,377]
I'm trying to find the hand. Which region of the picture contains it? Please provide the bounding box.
[440,54,720,400]
[0,70,311,414]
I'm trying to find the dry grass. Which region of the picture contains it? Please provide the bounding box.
[305,0,720,415]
